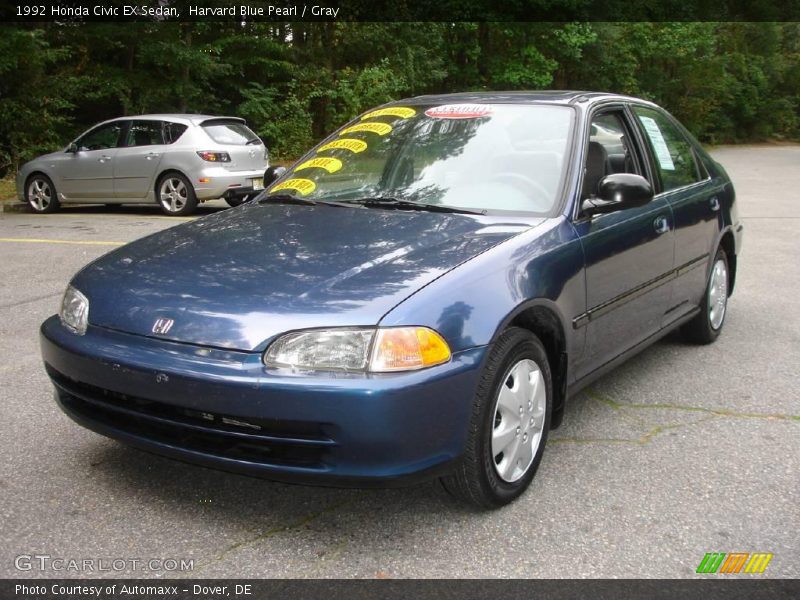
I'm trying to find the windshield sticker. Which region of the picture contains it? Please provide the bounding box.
[638,116,675,171]
[361,107,417,120]
[424,104,493,119]
[270,178,317,196]
[340,122,393,136]
[295,157,343,174]
[319,138,368,154]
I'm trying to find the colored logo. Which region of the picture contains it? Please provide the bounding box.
[696,552,773,574]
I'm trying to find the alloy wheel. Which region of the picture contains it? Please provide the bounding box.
[28,178,52,211]
[160,177,188,213]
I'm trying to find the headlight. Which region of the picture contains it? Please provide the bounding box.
[263,327,451,372]
[59,285,88,335]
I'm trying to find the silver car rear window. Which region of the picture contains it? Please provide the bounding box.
[201,121,259,145]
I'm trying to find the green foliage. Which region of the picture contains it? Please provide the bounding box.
[1,21,798,169]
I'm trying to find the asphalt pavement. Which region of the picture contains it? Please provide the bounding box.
[0,146,797,578]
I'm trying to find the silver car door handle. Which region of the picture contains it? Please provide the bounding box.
[98,155,111,163]
[653,215,670,234]
[145,153,160,160]
[709,196,720,211]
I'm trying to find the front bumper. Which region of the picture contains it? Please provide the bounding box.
[192,167,266,201]
[40,316,486,487]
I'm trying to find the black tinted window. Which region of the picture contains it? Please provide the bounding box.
[163,122,187,144]
[124,121,164,147]
[633,106,700,192]
[78,123,122,151]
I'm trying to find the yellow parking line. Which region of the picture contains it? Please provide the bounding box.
[0,237,125,246]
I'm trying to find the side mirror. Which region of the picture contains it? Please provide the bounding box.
[66,143,79,154]
[581,173,653,216]
[264,165,287,186]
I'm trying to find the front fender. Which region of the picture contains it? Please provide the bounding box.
[378,217,585,362]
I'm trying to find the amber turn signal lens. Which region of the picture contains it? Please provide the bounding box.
[370,327,451,372]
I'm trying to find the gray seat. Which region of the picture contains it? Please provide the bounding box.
[582,141,608,199]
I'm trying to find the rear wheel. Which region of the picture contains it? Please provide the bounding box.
[681,248,729,344]
[441,327,552,509]
[26,174,60,213]
[225,195,246,208]
[157,172,197,216]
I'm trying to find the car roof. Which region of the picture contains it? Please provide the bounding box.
[98,114,246,126]
[400,90,656,107]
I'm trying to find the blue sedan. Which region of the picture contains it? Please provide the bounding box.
[41,92,743,508]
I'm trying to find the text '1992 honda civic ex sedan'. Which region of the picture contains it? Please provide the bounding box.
[40,92,742,508]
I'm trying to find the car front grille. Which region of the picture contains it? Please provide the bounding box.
[46,365,334,469]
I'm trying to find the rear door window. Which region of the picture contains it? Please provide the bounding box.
[123,121,164,147]
[632,106,701,192]
[202,120,260,145]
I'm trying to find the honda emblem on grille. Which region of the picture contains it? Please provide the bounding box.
[152,317,174,335]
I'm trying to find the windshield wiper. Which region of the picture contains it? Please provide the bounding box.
[245,138,262,145]
[345,197,485,215]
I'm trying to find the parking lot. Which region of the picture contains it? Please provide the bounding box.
[1,145,798,578]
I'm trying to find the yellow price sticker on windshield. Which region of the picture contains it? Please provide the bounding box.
[361,107,416,120]
[270,178,316,196]
[319,138,368,154]
[340,122,392,136]
[295,157,343,174]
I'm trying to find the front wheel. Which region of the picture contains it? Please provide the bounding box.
[26,174,60,213]
[681,248,729,344]
[157,173,197,216]
[441,327,552,509]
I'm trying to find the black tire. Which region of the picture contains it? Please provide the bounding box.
[156,172,197,216]
[441,327,552,509]
[225,195,246,208]
[681,247,729,345]
[25,173,60,214]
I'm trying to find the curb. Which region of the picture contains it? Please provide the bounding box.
[0,201,28,214]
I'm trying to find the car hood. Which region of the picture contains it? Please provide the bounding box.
[73,203,541,351]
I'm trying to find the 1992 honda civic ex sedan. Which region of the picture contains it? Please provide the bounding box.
[40,92,742,508]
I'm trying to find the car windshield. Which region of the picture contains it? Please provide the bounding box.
[269,103,574,214]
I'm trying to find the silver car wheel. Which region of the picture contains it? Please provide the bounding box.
[27,178,52,211]
[159,177,188,213]
[708,258,728,330]
[491,358,546,483]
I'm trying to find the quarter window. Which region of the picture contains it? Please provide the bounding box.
[632,106,700,192]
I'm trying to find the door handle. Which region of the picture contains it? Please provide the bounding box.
[709,196,720,211]
[145,153,160,160]
[97,155,111,163]
[653,215,670,235]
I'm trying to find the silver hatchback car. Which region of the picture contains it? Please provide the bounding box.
[16,114,269,216]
